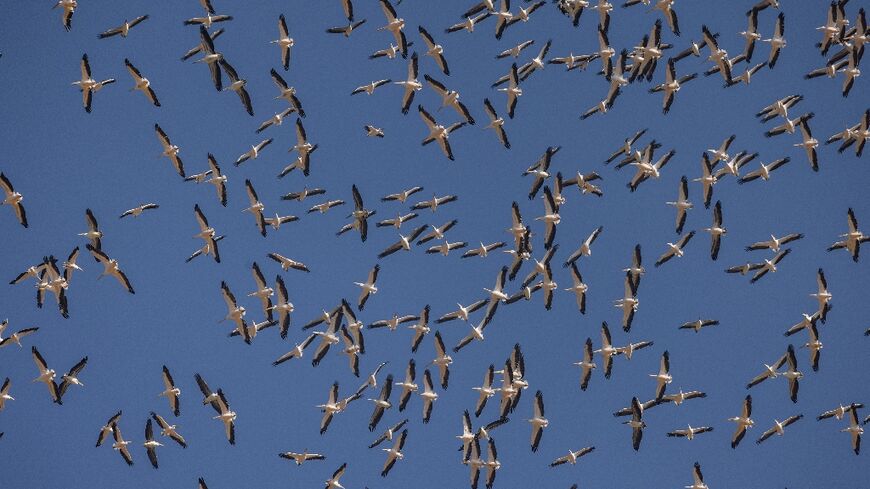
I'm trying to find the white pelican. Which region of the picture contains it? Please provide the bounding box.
[0,172,27,228]
[704,200,726,260]
[122,59,159,107]
[536,188,560,249]
[679,319,719,333]
[420,369,439,423]
[219,59,253,116]
[364,125,385,138]
[143,418,163,469]
[187,154,227,206]
[57,356,87,401]
[516,39,551,82]
[370,43,407,59]
[73,54,115,113]
[394,53,422,114]
[749,248,791,283]
[649,351,672,400]
[377,0,407,57]
[326,19,367,37]
[280,450,325,465]
[606,128,647,164]
[432,330,453,389]
[417,105,466,160]
[764,12,787,68]
[756,94,802,122]
[593,322,621,378]
[154,123,185,178]
[462,242,506,259]
[840,49,861,98]
[194,26,224,91]
[561,263,588,315]
[194,373,221,411]
[701,25,733,83]
[563,225,604,266]
[667,425,713,442]
[426,241,467,257]
[151,412,187,448]
[685,462,708,489]
[31,347,59,403]
[111,423,134,466]
[351,79,391,96]
[324,463,347,489]
[377,212,417,229]
[802,322,823,372]
[527,391,549,452]
[379,429,407,477]
[818,403,864,421]
[765,112,813,137]
[270,69,306,116]
[424,75,474,124]
[242,179,267,237]
[654,230,696,267]
[368,374,394,432]
[273,334,315,366]
[265,275,294,338]
[247,262,273,321]
[96,411,123,447]
[159,366,181,417]
[811,268,832,322]
[828,207,870,262]
[87,245,134,294]
[498,63,522,119]
[184,11,233,29]
[307,199,345,214]
[220,281,246,332]
[394,360,417,411]
[272,14,294,71]
[627,147,676,191]
[417,25,449,75]
[268,252,311,273]
[756,414,803,444]
[746,352,788,389]
[353,264,379,310]
[283,187,325,202]
[119,203,158,219]
[311,307,344,367]
[446,12,491,34]
[0,378,12,411]
[549,446,595,467]
[746,232,803,253]
[662,389,707,406]
[181,27,225,61]
[99,15,149,39]
[574,337,596,391]
[649,58,696,114]
[493,0,513,39]
[725,61,766,87]
[781,344,803,403]
[714,150,758,180]
[78,208,103,251]
[482,98,511,149]
[0,322,38,348]
[497,39,534,59]
[739,9,761,62]
[378,225,428,259]
[257,108,296,134]
[729,395,754,448]
[624,397,646,451]
[53,0,76,31]
[213,389,236,444]
[193,204,220,263]
[842,406,864,455]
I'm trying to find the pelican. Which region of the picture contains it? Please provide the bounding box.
[756,414,803,444]
[154,123,185,178]
[273,334,315,366]
[739,9,761,62]
[272,14,294,70]
[99,15,149,40]
[493,0,514,39]
[0,323,38,348]
[550,446,595,467]
[194,373,221,411]
[811,268,832,322]
[0,172,27,228]
[187,154,228,206]
[289,118,317,175]
[426,241,467,257]
[142,418,163,469]
[379,428,407,478]
[368,374,394,432]
[193,204,220,263]
[679,319,719,333]
[662,389,707,406]
[483,437,501,489]
[213,389,236,444]
[701,25,733,83]
[729,395,754,448]
[327,19,367,37]
[151,412,186,448]
[242,179,268,237]
[120,58,160,107]
[766,112,813,137]
[111,423,134,466]
[78,208,103,251]
[270,69,306,116]
[593,322,620,378]
[462,242,506,259]
[704,200,726,261]
[479,266,509,327]
[370,313,419,331]
[194,26,224,91]
[498,63,522,119]
[381,186,423,204]
[417,25,449,75]
[370,43,408,59]
[574,338,596,391]
[665,426,713,444]
[364,125,385,138]
[624,397,646,451]
[424,75,474,124]
[840,49,861,98]
[842,406,864,455]
[351,79,391,95]
[828,207,870,261]
[561,262,588,314]
[418,105,466,160]
[220,281,246,331]
[420,369,439,423]
[57,356,88,401]
[394,360,417,411]
[394,53,422,114]
[819,403,864,421]
[516,39,551,82]
[324,463,347,489]
[650,59,697,114]
[764,12,787,67]
[497,39,534,59]
[73,54,115,113]
[308,199,345,214]
[746,232,803,253]
[446,12,491,34]
[87,245,134,294]
[0,378,12,411]
[654,231,696,267]
[157,366,181,417]
[184,10,233,29]
[119,203,158,219]
[96,411,123,447]
[757,94,802,122]
[219,59,253,116]
[355,265,380,310]
[280,450,325,465]
[749,248,791,283]
[432,331,453,389]
[53,0,76,31]
[246,262,273,321]
[283,187,326,203]
[181,27,225,61]
[31,347,60,403]
[747,352,788,389]
[725,62,766,87]
[256,108,296,134]
[535,187,560,249]
[649,351,672,400]
[563,225,604,267]
[781,344,803,403]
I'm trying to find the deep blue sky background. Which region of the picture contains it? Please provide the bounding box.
[0,1,867,488]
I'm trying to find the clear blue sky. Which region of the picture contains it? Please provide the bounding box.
[0,1,867,488]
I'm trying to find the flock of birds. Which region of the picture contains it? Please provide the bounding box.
[2,0,869,488]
